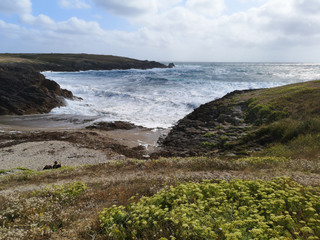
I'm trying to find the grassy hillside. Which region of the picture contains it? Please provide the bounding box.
[238,80,320,160]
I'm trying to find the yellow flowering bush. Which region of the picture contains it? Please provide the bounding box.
[99,178,320,239]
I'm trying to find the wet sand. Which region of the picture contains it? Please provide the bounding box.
[0,114,168,170]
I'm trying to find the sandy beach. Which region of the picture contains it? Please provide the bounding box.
[0,114,166,171]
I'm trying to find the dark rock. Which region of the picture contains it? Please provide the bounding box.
[86,121,139,131]
[0,65,73,115]
[168,63,175,68]
[157,89,256,157]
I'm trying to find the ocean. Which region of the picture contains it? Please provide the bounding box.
[43,62,320,129]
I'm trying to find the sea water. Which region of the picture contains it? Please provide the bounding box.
[43,62,320,129]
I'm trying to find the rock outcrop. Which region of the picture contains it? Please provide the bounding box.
[168,63,175,68]
[157,90,254,157]
[0,65,73,115]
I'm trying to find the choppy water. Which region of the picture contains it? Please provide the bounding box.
[43,62,320,128]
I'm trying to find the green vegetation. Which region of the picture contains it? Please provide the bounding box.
[233,81,320,162]
[99,178,320,239]
[202,141,217,148]
[0,181,88,239]
[1,156,320,239]
[32,181,88,200]
[202,132,216,138]
[244,81,320,125]
[260,133,320,160]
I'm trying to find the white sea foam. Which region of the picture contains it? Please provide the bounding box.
[44,63,320,128]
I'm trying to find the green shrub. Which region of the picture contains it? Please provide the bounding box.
[33,181,88,201]
[99,178,320,239]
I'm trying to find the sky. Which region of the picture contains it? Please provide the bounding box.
[1,0,320,62]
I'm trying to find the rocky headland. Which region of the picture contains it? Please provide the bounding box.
[0,53,170,115]
[157,80,320,158]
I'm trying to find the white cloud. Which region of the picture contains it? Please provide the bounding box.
[20,14,55,29]
[1,0,320,61]
[58,0,91,9]
[0,19,21,38]
[0,0,31,15]
[92,0,157,17]
[20,14,104,36]
[155,0,183,11]
[185,0,225,17]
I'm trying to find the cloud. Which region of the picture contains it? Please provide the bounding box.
[92,0,157,17]
[20,14,104,36]
[251,0,320,44]
[0,19,21,38]
[155,0,182,11]
[1,0,320,61]
[58,0,91,9]
[0,0,31,15]
[185,0,225,17]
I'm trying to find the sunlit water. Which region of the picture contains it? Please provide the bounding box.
[43,62,320,128]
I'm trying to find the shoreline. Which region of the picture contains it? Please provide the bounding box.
[0,114,168,171]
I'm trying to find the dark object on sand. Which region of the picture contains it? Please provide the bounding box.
[53,161,61,169]
[43,164,52,170]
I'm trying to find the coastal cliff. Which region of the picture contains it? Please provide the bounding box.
[0,53,169,115]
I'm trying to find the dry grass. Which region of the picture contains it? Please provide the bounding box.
[0,56,34,63]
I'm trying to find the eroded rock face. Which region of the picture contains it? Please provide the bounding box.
[0,65,73,115]
[157,90,255,157]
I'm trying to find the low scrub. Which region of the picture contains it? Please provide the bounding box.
[253,118,320,144]
[99,177,320,239]
[0,181,88,239]
[261,133,320,161]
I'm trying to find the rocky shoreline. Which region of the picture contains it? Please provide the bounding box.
[0,53,171,115]
[1,53,319,168]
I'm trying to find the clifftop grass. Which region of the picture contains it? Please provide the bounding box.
[242,80,320,124]
[233,80,320,160]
